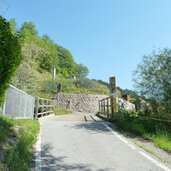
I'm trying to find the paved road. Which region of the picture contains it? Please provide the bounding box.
[39,113,171,171]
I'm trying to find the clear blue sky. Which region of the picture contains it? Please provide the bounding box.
[1,0,171,90]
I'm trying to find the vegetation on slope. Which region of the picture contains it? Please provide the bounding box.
[113,111,171,152]
[0,115,39,170]
[43,77,110,95]
[8,19,110,96]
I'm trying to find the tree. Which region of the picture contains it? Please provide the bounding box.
[0,16,22,105]
[75,64,89,78]
[42,34,54,44]
[20,21,38,35]
[133,48,171,115]
[20,22,38,41]
[39,36,59,72]
[58,46,77,77]
[9,18,17,35]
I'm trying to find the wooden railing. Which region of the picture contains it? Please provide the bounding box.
[98,97,111,118]
[34,97,56,118]
[99,97,171,124]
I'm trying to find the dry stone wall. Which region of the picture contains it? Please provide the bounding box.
[54,93,108,114]
[54,93,135,114]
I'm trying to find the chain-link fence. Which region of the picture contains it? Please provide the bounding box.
[0,85,35,119]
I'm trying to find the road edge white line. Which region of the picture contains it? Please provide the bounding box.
[103,123,136,150]
[103,123,171,171]
[35,122,42,171]
[139,151,171,171]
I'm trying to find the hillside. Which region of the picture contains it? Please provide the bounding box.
[10,20,109,97]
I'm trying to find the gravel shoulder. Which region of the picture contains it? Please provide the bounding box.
[114,126,171,169]
[97,114,171,168]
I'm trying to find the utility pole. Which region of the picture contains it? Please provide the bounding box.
[52,68,56,81]
[52,68,56,95]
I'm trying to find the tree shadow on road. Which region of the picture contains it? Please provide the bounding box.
[66,120,114,134]
[41,143,113,171]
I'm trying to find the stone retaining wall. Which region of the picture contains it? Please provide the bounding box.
[54,93,135,114]
[54,93,108,113]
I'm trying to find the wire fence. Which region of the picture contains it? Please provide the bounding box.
[0,85,35,119]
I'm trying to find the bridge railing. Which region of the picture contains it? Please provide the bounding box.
[34,97,56,119]
[99,96,171,125]
[98,97,112,119]
[0,85,35,119]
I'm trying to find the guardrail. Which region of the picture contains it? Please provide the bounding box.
[34,97,56,119]
[99,96,171,124]
[98,97,111,118]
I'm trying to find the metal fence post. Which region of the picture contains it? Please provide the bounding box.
[42,99,44,117]
[35,97,39,119]
[2,100,6,115]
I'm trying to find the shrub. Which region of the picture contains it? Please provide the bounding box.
[0,16,22,106]
[113,110,171,151]
[75,78,96,89]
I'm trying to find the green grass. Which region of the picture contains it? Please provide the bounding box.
[151,130,171,152]
[43,77,110,95]
[54,107,72,115]
[0,116,14,149]
[0,115,40,171]
[113,116,171,152]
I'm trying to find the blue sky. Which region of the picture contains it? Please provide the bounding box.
[1,0,171,90]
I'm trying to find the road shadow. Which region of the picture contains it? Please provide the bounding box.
[41,143,114,171]
[66,120,114,135]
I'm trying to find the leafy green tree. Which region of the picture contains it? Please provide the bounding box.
[20,21,38,36]
[20,22,38,43]
[133,48,171,115]
[42,34,54,44]
[40,36,59,72]
[75,64,89,78]
[9,18,17,35]
[0,16,22,105]
[58,46,77,77]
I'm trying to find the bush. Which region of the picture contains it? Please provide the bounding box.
[43,77,109,95]
[0,16,22,106]
[75,78,96,89]
[113,111,171,152]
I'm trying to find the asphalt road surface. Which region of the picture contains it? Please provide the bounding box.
[38,113,171,171]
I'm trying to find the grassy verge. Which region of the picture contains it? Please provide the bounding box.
[0,115,40,171]
[54,107,72,115]
[114,116,171,152]
[0,116,14,150]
